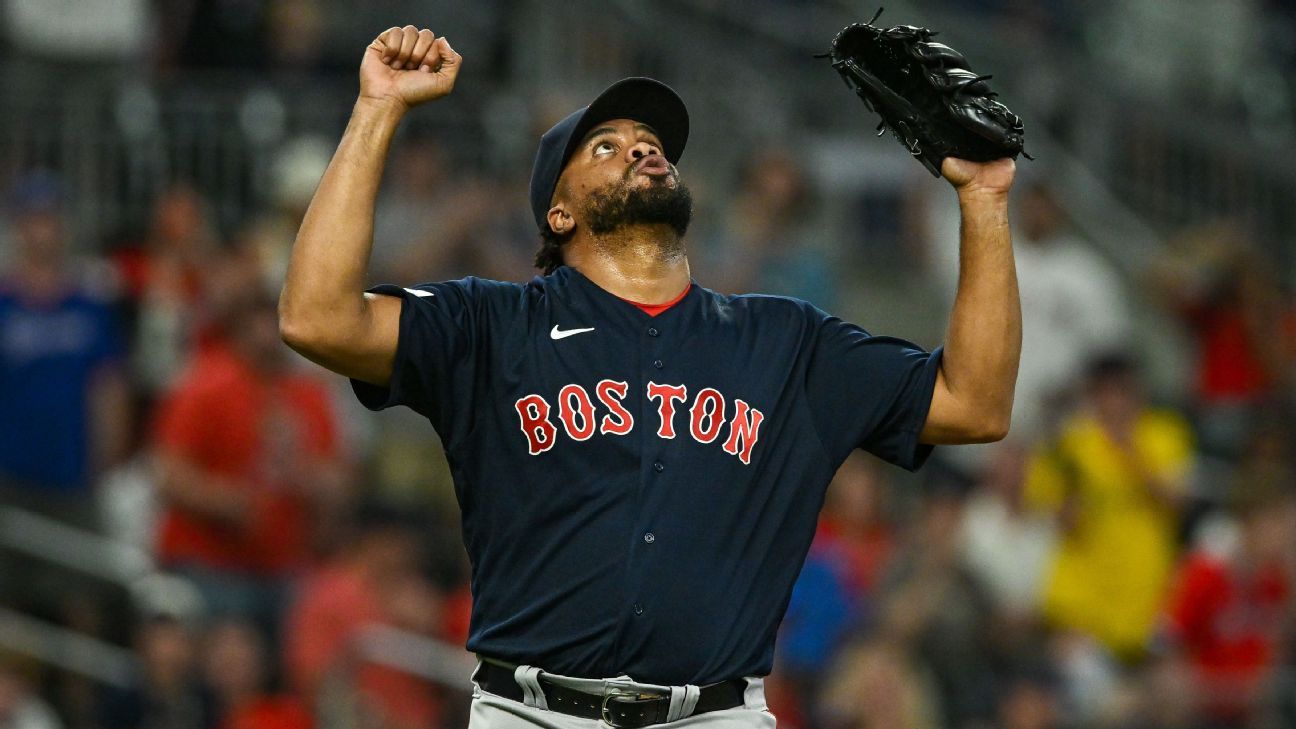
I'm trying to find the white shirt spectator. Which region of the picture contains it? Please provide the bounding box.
[960,486,1056,616]
[1012,232,1129,433]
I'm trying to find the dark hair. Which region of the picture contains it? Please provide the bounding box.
[535,225,569,275]
[1085,352,1139,383]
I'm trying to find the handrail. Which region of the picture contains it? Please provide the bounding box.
[0,607,139,688]
[1021,133,1165,271]
[355,624,478,688]
[0,504,477,692]
[0,506,153,585]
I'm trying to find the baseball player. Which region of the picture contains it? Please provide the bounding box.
[280,26,1020,729]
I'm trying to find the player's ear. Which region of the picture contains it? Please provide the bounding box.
[547,205,575,235]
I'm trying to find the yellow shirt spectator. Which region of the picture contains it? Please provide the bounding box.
[1027,408,1193,660]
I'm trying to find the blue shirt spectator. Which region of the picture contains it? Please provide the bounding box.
[0,172,126,495]
[0,286,123,492]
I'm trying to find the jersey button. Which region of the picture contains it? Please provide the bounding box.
[653,359,663,369]
[647,327,659,337]
[633,603,644,616]
[644,532,655,544]
[653,462,664,473]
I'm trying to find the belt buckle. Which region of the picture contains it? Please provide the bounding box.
[600,681,663,728]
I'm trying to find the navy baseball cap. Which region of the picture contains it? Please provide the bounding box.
[529,77,689,230]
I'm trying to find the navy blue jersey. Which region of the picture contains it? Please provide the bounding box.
[352,265,942,685]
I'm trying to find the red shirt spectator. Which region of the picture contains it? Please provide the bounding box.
[1167,547,1291,723]
[815,452,896,597]
[285,511,442,729]
[1189,305,1296,402]
[813,515,894,598]
[204,619,313,729]
[153,298,341,575]
[1171,244,1296,405]
[221,697,313,729]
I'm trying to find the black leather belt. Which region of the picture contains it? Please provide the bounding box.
[475,659,746,727]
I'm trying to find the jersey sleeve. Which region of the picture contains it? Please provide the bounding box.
[349,278,495,442]
[804,311,943,470]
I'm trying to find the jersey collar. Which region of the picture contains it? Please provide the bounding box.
[553,265,699,320]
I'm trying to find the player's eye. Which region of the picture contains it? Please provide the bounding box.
[593,140,616,155]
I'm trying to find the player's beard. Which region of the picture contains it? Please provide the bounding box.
[579,174,694,248]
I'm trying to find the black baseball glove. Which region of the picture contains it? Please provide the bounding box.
[819,9,1029,176]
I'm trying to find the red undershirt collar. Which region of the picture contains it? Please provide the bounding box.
[617,283,692,317]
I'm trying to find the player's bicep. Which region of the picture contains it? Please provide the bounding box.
[292,292,402,387]
[919,368,960,443]
[919,366,999,444]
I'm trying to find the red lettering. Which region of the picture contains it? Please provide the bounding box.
[514,394,557,456]
[596,380,634,436]
[646,382,688,439]
[689,388,726,444]
[557,384,596,441]
[722,399,765,465]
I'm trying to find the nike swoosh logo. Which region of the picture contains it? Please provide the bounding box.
[550,325,596,340]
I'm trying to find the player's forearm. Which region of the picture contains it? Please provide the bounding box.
[941,189,1021,438]
[279,98,404,349]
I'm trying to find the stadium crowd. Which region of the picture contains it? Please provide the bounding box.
[2,2,1296,729]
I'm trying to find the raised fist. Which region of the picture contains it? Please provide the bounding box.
[360,26,462,111]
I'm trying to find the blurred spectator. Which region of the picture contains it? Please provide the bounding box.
[1163,484,1296,727]
[0,171,130,519]
[241,136,333,295]
[151,291,349,632]
[204,620,312,729]
[951,446,1061,726]
[878,489,998,728]
[367,136,528,285]
[1231,412,1296,504]
[0,657,62,729]
[995,667,1062,729]
[1149,222,1296,457]
[1009,181,1129,436]
[158,0,272,70]
[1133,653,1198,729]
[1026,354,1194,661]
[369,137,459,282]
[705,149,837,308]
[264,0,327,71]
[285,504,443,729]
[115,183,222,393]
[960,443,1055,621]
[775,455,901,724]
[1045,631,1125,727]
[99,597,213,729]
[776,518,852,723]
[99,435,162,565]
[816,454,899,600]
[819,639,941,729]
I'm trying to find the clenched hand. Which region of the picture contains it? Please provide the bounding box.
[360,25,462,112]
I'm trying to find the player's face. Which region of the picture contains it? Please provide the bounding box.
[565,118,677,193]
[554,118,692,238]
